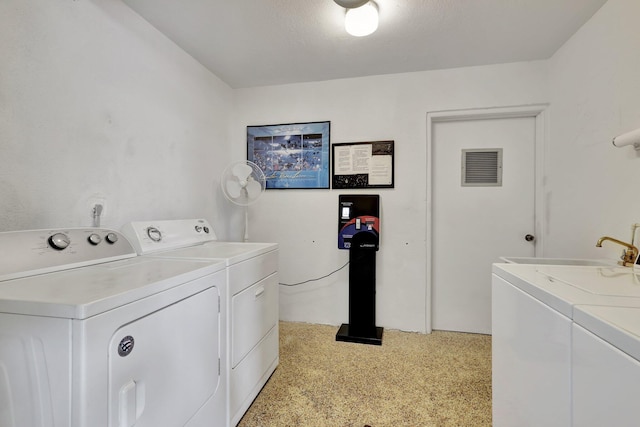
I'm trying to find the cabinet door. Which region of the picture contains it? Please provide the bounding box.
[492,275,572,427]
[573,324,640,427]
[108,287,220,427]
[231,272,278,368]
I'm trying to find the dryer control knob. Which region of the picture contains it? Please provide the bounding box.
[105,233,118,244]
[49,233,70,250]
[147,227,162,242]
[88,233,102,245]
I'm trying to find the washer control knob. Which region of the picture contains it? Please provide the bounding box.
[105,233,118,244]
[88,234,102,245]
[203,226,210,233]
[147,227,162,242]
[49,233,70,250]
[195,225,203,232]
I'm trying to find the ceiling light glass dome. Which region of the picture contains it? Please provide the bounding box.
[344,2,378,37]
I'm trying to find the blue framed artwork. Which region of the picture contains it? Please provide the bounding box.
[247,121,331,189]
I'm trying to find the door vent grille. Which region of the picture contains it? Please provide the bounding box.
[461,149,503,187]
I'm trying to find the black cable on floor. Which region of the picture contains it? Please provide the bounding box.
[279,261,350,286]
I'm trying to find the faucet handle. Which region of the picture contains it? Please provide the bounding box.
[623,247,639,265]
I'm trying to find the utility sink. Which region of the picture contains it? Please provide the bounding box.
[500,256,618,267]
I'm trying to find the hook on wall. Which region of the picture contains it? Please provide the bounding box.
[612,128,640,150]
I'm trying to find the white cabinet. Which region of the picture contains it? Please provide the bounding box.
[228,251,279,426]
[492,275,572,427]
[493,263,640,427]
[573,324,640,426]
[572,303,640,427]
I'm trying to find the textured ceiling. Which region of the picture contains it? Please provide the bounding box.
[122,0,607,89]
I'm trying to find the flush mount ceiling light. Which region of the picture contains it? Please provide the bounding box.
[334,0,369,7]
[335,0,379,37]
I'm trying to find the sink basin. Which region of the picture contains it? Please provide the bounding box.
[500,256,618,267]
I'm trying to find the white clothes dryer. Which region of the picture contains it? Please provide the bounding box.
[122,219,278,426]
[0,227,227,427]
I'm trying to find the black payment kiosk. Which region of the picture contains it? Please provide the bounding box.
[336,194,383,345]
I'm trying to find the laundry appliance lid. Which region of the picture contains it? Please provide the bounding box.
[493,263,640,318]
[121,219,278,265]
[0,256,225,319]
[149,241,278,266]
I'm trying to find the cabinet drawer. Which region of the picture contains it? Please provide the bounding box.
[231,272,278,368]
[228,250,278,296]
[230,325,279,424]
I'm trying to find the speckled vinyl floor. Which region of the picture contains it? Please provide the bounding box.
[237,321,491,427]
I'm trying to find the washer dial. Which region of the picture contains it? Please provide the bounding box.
[49,233,70,250]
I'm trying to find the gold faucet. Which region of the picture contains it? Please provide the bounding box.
[596,236,639,266]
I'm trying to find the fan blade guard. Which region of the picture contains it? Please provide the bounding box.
[221,160,265,206]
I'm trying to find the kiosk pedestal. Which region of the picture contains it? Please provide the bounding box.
[336,233,383,345]
[336,195,383,345]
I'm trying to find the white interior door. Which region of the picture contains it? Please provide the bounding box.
[431,115,537,334]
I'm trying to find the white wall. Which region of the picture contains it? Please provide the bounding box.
[233,63,548,332]
[546,0,640,260]
[0,0,235,237]
[234,0,640,333]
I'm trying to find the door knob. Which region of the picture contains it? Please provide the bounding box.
[525,234,535,242]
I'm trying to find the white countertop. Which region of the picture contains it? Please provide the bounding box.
[492,263,640,318]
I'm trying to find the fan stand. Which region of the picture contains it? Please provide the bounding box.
[243,206,250,242]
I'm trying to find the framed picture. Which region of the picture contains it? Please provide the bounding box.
[247,121,331,189]
[332,140,394,189]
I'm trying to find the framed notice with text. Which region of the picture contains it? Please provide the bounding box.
[247,121,330,189]
[332,140,394,189]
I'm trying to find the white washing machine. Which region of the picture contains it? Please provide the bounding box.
[492,263,640,427]
[0,227,227,427]
[121,219,279,427]
[572,303,640,426]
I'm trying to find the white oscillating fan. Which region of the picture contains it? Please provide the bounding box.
[221,160,266,241]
